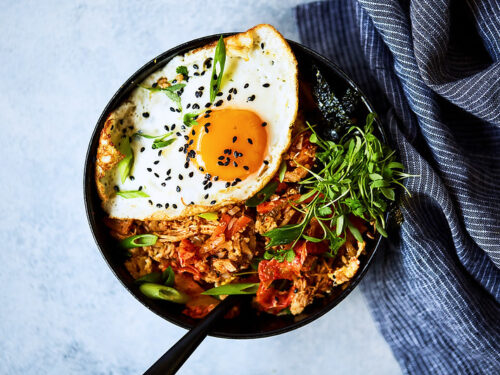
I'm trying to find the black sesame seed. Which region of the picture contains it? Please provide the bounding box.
[156,203,162,208]
[244,83,249,88]
[189,139,194,145]
[158,150,162,157]
[176,132,182,137]
[175,109,181,113]
[161,182,166,187]
[113,185,119,192]
[178,174,183,180]
[130,176,135,181]
[184,162,189,168]
[140,147,145,152]
[229,88,233,93]
[173,204,177,209]
[176,186,181,192]
[261,42,265,49]
[204,126,209,133]
[166,176,172,181]
[211,200,216,205]
[218,156,224,160]
[215,100,223,107]
[170,107,175,112]
[171,124,176,130]
[148,200,153,205]
[247,138,253,144]
[233,88,237,94]
[193,64,199,70]
[142,112,150,118]
[204,194,209,199]
[198,86,204,91]
[191,129,195,136]
[225,182,230,188]
[218,161,224,166]
[247,95,256,101]
[186,103,191,109]
[233,161,238,167]
[154,160,159,165]
[201,71,205,76]
[192,103,200,110]
[184,135,189,140]
[224,149,231,154]
[154,173,159,178]
[199,167,204,172]
[172,79,177,84]
[206,109,212,113]
[214,176,219,181]
[262,122,267,127]
[152,82,158,88]
[206,174,212,179]
[227,94,232,101]
[189,172,194,177]
[167,169,171,175]
[204,114,210,118]
[178,147,183,152]
[235,178,241,182]
[205,122,211,127]
[205,102,211,108]
[194,72,200,76]
[216,91,223,97]
[204,58,212,69]
[138,186,143,191]
[232,136,237,143]
[213,73,218,80]
[188,150,196,158]
[263,160,269,165]
[243,165,249,170]
[263,83,270,88]
[195,91,202,98]
[165,203,169,208]
[147,168,152,172]
[224,158,230,166]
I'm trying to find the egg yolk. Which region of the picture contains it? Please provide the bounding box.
[190,109,268,181]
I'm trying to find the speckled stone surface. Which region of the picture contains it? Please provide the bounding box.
[0,1,401,374]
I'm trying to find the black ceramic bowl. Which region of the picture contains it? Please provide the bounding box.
[84,33,385,339]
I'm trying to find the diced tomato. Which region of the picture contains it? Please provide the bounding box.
[255,283,294,314]
[175,273,219,319]
[178,239,197,267]
[258,241,307,287]
[275,182,288,193]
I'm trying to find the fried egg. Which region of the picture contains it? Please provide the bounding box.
[96,24,298,220]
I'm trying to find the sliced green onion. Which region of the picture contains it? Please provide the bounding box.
[201,282,259,296]
[152,138,175,149]
[198,212,218,221]
[117,137,134,183]
[162,266,175,287]
[245,180,278,207]
[139,283,188,303]
[183,112,199,127]
[135,272,162,284]
[116,190,149,199]
[278,161,287,182]
[210,35,226,102]
[120,234,158,249]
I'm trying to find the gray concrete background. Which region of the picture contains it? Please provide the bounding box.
[0,1,400,374]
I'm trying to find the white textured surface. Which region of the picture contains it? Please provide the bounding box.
[0,1,401,374]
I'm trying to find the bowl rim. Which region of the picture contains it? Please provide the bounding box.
[84,33,385,339]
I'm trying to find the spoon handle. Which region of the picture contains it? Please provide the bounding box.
[143,295,240,375]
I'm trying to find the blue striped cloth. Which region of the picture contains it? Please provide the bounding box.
[295,1,500,374]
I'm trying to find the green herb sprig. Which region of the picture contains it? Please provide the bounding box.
[134,131,175,150]
[262,113,411,261]
[139,83,186,110]
[210,36,226,102]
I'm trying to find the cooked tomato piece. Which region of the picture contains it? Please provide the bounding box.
[255,283,294,314]
[175,273,218,319]
[256,194,301,214]
[258,241,307,286]
[226,215,252,239]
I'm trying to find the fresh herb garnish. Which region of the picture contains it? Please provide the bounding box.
[278,161,287,182]
[134,131,175,150]
[198,212,218,221]
[245,180,278,207]
[139,83,186,110]
[201,283,259,296]
[176,66,189,80]
[116,190,150,199]
[139,283,188,303]
[210,35,226,102]
[263,113,411,261]
[117,137,134,183]
[120,234,158,249]
[183,112,199,127]
[162,266,175,287]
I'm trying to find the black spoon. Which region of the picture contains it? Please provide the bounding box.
[143,294,244,375]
